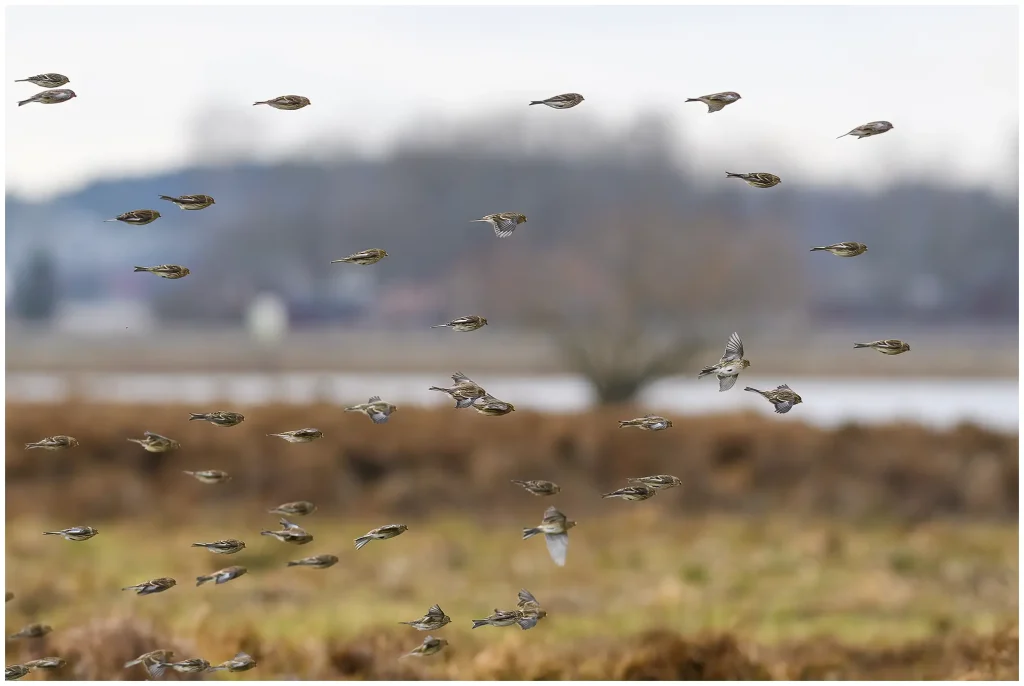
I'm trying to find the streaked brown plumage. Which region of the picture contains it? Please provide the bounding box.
[472,394,516,416]
[104,209,161,225]
[25,435,78,450]
[529,92,585,109]
[429,371,487,408]
[8,624,52,640]
[268,501,317,516]
[122,577,177,596]
[183,469,231,484]
[618,414,673,431]
[253,95,311,110]
[124,650,175,671]
[685,91,741,113]
[147,658,210,679]
[399,604,452,631]
[354,523,408,550]
[287,554,339,569]
[127,431,180,453]
[838,120,893,139]
[5,665,30,680]
[267,428,323,443]
[17,88,76,106]
[522,506,576,567]
[15,73,70,89]
[24,657,66,671]
[42,526,98,541]
[853,339,911,355]
[134,265,190,279]
[208,652,256,673]
[188,411,244,427]
[471,212,528,238]
[432,316,488,332]
[190,539,246,554]
[344,396,397,424]
[402,635,448,658]
[744,384,803,414]
[158,194,215,210]
[511,479,561,496]
[330,248,389,265]
[725,172,781,188]
[628,474,682,490]
[602,484,657,501]
[261,518,314,545]
[810,242,868,257]
[196,565,247,587]
[698,332,751,392]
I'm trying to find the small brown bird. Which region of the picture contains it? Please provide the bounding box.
[182,469,231,484]
[5,666,30,680]
[354,523,408,550]
[147,658,211,679]
[618,414,673,431]
[744,384,803,414]
[8,624,52,640]
[686,91,742,113]
[429,371,487,408]
[124,650,175,672]
[628,474,682,490]
[134,265,190,279]
[268,501,317,516]
[399,604,452,631]
[124,650,175,671]
[810,242,868,257]
[122,577,177,596]
[330,248,389,265]
[698,332,751,392]
[24,657,66,671]
[472,212,528,238]
[253,95,311,110]
[127,431,180,453]
[529,92,585,109]
[25,435,78,450]
[189,411,245,427]
[286,554,339,569]
[522,506,576,567]
[15,73,70,88]
[17,88,76,106]
[472,394,516,416]
[261,518,314,545]
[208,652,256,673]
[43,526,98,542]
[471,608,547,630]
[401,635,448,659]
[602,484,657,501]
[196,565,247,587]
[725,172,781,188]
[191,539,246,554]
[345,396,397,424]
[158,194,216,210]
[511,479,561,497]
[432,316,489,332]
[267,428,324,443]
[853,339,911,355]
[838,120,893,139]
[104,209,161,225]
[517,588,541,611]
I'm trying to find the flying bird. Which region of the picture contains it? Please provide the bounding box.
[627,475,682,490]
[685,91,741,113]
[5,666,30,681]
[810,242,867,257]
[853,339,911,355]
[124,650,175,672]
[122,577,177,596]
[618,414,673,431]
[127,431,180,453]
[601,484,657,501]
[429,371,487,408]
[431,316,488,332]
[134,265,190,280]
[24,657,66,671]
[188,411,245,427]
[399,604,452,631]
[330,248,389,265]
[253,95,311,110]
[268,501,317,516]
[511,479,561,497]
[190,539,246,554]
[517,589,541,611]
[196,565,248,587]
[158,194,215,210]
[43,526,98,541]
[725,172,781,188]
[104,209,161,225]
[401,635,448,659]
[744,384,803,414]
[471,608,547,630]
[261,518,313,545]
[837,121,893,139]
[344,396,397,424]
[354,523,408,550]
[25,435,78,450]
[146,658,211,679]
[8,624,52,640]
[522,505,576,567]
[15,73,70,88]
[529,92,585,109]
[208,652,257,673]
[472,394,516,416]
[287,554,339,569]
[17,88,76,106]
[182,470,231,484]
[471,212,528,238]
[698,332,751,392]
[267,429,324,443]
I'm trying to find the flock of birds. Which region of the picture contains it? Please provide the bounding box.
[9,73,911,680]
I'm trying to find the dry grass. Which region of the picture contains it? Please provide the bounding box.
[4,403,1018,679]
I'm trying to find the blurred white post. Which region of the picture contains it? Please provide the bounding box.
[246,293,289,399]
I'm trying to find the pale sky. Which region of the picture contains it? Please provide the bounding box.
[5,4,1019,201]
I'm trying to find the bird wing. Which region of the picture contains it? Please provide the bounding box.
[718,374,739,392]
[542,505,562,521]
[776,384,792,391]
[492,215,518,237]
[518,589,538,606]
[774,401,794,414]
[368,410,389,424]
[518,614,541,630]
[722,332,744,361]
[427,604,444,617]
[545,532,569,566]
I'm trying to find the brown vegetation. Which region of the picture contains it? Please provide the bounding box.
[5,403,1017,522]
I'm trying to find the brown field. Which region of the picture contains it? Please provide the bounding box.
[4,403,1019,680]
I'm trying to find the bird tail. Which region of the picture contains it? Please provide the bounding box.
[206,666,228,672]
[157,195,178,202]
[725,172,742,178]
[685,98,700,102]
[42,531,60,535]
[286,560,301,567]
[260,530,275,537]
[510,479,526,486]
[430,324,449,328]
[836,132,850,139]
[17,98,32,106]
[697,365,717,378]
[354,535,373,550]
[471,619,490,629]
[617,421,631,428]
[522,527,541,540]
[195,575,212,587]
[809,246,829,251]
[343,406,361,413]
[743,387,760,394]
[252,101,266,106]
[469,219,489,223]
[853,343,871,348]
[188,413,205,421]
[25,443,41,449]
[427,386,448,393]
[133,266,149,272]
[528,100,543,106]
[189,543,204,547]
[123,658,143,668]
[146,662,168,679]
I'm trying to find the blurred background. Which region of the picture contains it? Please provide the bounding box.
[5,4,1019,681]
